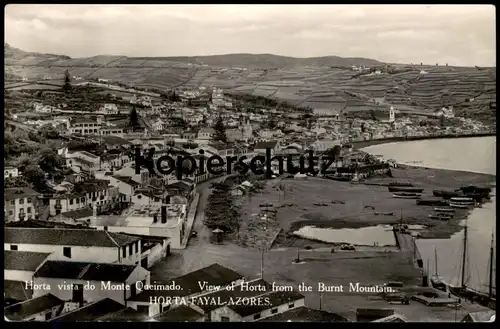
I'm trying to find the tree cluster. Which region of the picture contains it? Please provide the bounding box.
[204,183,240,233]
[212,116,227,143]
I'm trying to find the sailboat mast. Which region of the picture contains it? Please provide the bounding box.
[460,223,468,288]
[434,247,439,277]
[489,233,494,297]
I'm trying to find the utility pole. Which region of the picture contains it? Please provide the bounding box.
[319,291,323,310]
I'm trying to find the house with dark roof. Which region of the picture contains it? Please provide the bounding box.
[4,250,52,282]
[48,298,126,322]
[4,228,142,265]
[4,280,33,306]
[4,187,41,222]
[4,294,64,322]
[127,263,244,317]
[254,140,280,156]
[52,207,94,225]
[33,261,150,306]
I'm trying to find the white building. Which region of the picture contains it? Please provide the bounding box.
[4,187,40,222]
[69,118,101,135]
[32,260,150,306]
[4,228,142,265]
[4,250,52,282]
[198,127,215,140]
[4,166,19,179]
[98,103,119,115]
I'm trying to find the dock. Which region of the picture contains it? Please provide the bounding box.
[393,228,423,268]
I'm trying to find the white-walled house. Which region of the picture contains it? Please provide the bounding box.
[4,250,52,282]
[32,260,150,306]
[4,187,41,222]
[4,228,142,265]
[4,294,65,322]
[4,166,19,179]
[128,263,244,317]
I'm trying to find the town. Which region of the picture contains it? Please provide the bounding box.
[4,71,495,322]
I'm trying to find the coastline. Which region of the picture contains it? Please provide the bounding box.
[350,132,496,149]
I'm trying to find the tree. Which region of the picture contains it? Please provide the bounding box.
[63,70,71,92]
[129,106,140,130]
[38,149,64,174]
[23,165,46,191]
[212,116,228,143]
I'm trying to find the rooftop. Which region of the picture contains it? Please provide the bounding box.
[4,251,51,271]
[58,207,93,220]
[153,305,204,322]
[4,294,64,321]
[34,260,137,282]
[4,228,140,247]
[49,298,125,322]
[229,290,305,317]
[5,187,39,201]
[129,263,243,301]
[4,280,33,302]
[257,306,350,322]
[255,141,278,150]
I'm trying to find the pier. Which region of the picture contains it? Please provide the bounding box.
[393,227,423,269]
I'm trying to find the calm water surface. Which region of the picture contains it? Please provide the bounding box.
[362,136,496,293]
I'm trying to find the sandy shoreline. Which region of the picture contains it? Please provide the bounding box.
[235,164,494,249]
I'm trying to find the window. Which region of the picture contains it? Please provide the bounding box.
[134,242,138,253]
[129,245,133,256]
[55,200,61,205]
[10,200,14,205]
[69,199,74,205]
[19,199,24,205]
[122,246,127,258]
[253,314,261,320]
[27,207,31,213]
[10,245,18,251]
[221,316,230,322]
[81,197,85,203]
[9,211,13,216]
[45,312,52,320]
[27,198,32,204]
[76,198,80,204]
[288,303,295,309]
[63,247,71,258]
[271,308,278,314]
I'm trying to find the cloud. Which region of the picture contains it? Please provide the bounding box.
[4,4,496,66]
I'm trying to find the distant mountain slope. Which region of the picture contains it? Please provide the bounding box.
[4,43,70,61]
[4,44,496,120]
[130,53,382,68]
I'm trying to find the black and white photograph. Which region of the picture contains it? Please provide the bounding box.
[3,4,496,322]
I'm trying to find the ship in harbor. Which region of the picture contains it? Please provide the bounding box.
[448,223,496,310]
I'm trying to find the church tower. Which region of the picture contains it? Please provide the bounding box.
[389,106,395,123]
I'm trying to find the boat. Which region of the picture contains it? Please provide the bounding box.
[388,186,424,193]
[429,214,453,220]
[393,193,421,199]
[458,185,492,195]
[388,182,413,187]
[433,190,462,198]
[431,247,447,291]
[450,203,471,209]
[417,199,449,206]
[434,207,455,213]
[448,223,496,309]
[450,197,474,202]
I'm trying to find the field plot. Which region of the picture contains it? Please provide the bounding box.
[6,66,67,80]
[182,68,213,89]
[106,58,147,67]
[8,84,62,91]
[131,60,178,68]
[85,67,155,84]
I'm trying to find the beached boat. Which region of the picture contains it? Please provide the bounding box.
[431,247,447,292]
[416,199,449,206]
[388,182,413,187]
[429,214,453,220]
[388,186,424,193]
[433,190,462,198]
[393,193,421,199]
[450,197,474,202]
[434,207,455,213]
[458,185,492,195]
[449,203,470,209]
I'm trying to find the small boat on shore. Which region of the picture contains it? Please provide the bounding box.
[434,207,455,213]
[388,182,413,187]
[417,199,449,206]
[433,190,462,198]
[450,197,474,202]
[429,213,453,220]
[450,203,470,209]
[393,192,421,199]
[388,186,424,193]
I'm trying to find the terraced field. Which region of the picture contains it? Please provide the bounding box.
[4,45,496,115]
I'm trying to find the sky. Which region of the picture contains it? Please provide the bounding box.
[4,4,496,66]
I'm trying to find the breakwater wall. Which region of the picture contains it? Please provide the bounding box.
[393,228,423,269]
[352,132,496,149]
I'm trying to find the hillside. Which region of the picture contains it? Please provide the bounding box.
[4,44,496,118]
